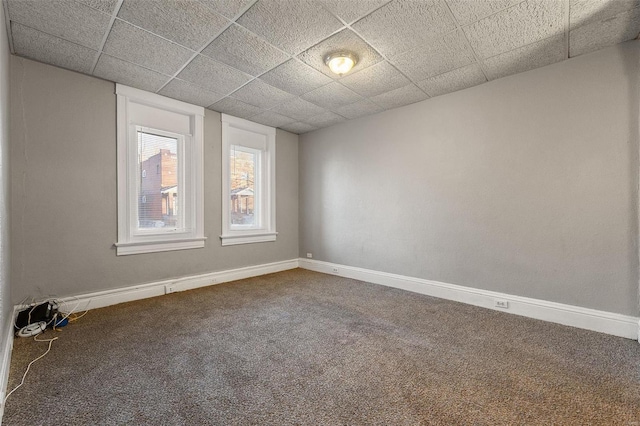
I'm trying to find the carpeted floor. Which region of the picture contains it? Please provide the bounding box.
[3,269,640,425]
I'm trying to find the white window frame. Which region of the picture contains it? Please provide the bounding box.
[133,126,186,236]
[221,114,276,246]
[115,84,205,255]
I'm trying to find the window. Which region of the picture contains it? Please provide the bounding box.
[116,84,205,255]
[221,114,276,246]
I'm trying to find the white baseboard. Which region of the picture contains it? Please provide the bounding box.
[299,258,640,341]
[6,255,639,377]
[57,259,299,312]
[0,306,17,423]
[2,254,630,423]
[1,258,297,421]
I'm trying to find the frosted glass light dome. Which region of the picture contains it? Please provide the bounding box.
[325,52,358,75]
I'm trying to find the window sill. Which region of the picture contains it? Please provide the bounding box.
[220,232,277,246]
[115,237,206,256]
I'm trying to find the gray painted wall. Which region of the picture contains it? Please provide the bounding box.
[10,57,298,303]
[300,41,640,316]
[0,4,11,351]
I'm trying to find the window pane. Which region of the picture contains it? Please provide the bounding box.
[230,145,257,226]
[138,131,179,230]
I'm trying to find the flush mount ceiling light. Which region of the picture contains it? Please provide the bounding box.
[324,52,358,76]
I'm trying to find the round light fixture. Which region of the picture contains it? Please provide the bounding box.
[324,52,358,76]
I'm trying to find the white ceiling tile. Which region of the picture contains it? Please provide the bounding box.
[391,29,476,81]
[570,7,640,57]
[301,82,363,108]
[94,54,170,92]
[370,84,429,110]
[320,0,391,24]
[339,61,409,97]
[270,97,327,121]
[209,97,263,120]
[446,0,521,26]
[570,0,640,29]
[177,55,252,95]
[236,0,343,54]
[259,59,333,95]
[333,99,383,119]
[75,0,119,14]
[158,79,225,107]
[250,111,296,128]
[483,34,566,80]
[103,20,194,76]
[201,24,289,76]
[464,0,564,59]
[230,79,296,109]
[298,28,383,79]
[280,121,317,134]
[12,23,97,74]
[416,63,486,97]
[352,0,457,56]
[7,0,640,127]
[117,0,229,50]
[7,0,111,50]
[199,0,254,19]
[304,110,346,128]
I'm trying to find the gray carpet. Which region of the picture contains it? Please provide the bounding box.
[4,269,640,425]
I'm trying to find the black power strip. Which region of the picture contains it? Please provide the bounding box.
[15,302,58,329]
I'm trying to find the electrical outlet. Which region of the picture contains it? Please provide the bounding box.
[494,299,509,309]
[165,284,177,295]
[306,253,313,258]
[332,267,339,273]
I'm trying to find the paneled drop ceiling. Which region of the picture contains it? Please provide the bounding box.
[4,0,640,134]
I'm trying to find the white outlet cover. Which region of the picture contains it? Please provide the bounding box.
[494,299,509,309]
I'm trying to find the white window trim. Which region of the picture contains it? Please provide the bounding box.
[221,114,276,246]
[132,126,187,237]
[115,84,205,255]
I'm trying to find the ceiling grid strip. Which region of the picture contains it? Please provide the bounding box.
[442,0,490,84]
[4,0,640,133]
[89,0,124,74]
[321,5,430,102]
[153,1,260,94]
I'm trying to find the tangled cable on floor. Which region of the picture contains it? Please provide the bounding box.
[4,298,90,405]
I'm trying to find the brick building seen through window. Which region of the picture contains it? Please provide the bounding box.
[230,147,256,226]
[139,145,178,229]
